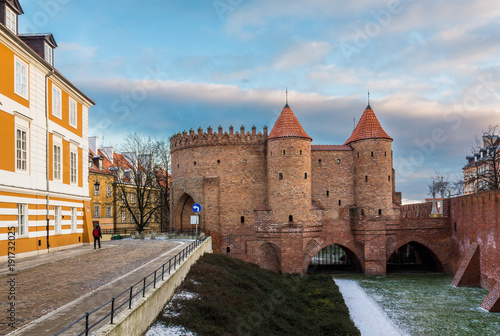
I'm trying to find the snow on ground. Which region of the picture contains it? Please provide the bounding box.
[335,279,407,336]
[145,323,195,336]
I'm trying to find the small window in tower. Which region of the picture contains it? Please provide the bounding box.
[361,209,365,216]
[243,159,247,164]
[304,173,307,179]
[194,161,197,166]
[177,164,179,168]
[454,222,457,232]
[300,150,302,155]
[337,159,341,163]
[226,247,231,253]
[357,152,360,159]
[283,150,286,155]
[318,159,322,164]
[289,215,293,222]
[378,209,382,215]
[279,173,284,180]
[388,175,391,181]
[365,176,368,182]
[217,159,220,164]
[371,151,374,157]
[241,216,245,223]
[339,200,341,206]
[271,151,273,156]
[326,190,329,197]
[385,152,387,157]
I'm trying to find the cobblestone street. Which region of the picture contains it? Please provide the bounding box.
[0,239,182,335]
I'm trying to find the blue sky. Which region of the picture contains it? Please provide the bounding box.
[18,0,500,202]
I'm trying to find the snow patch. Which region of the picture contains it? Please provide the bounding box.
[146,323,196,336]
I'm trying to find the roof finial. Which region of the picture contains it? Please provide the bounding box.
[368,90,370,105]
[286,88,288,105]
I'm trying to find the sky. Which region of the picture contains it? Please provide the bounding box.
[18,0,500,202]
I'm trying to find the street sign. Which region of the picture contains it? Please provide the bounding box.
[190,215,199,225]
[192,203,202,213]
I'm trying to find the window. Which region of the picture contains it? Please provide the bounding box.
[365,175,368,182]
[69,98,77,127]
[54,206,61,233]
[337,159,341,163]
[371,151,374,157]
[279,173,284,180]
[326,190,329,197]
[318,159,322,164]
[15,58,27,98]
[94,205,100,218]
[121,211,126,223]
[6,7,16,33]
[378,209,382,215]
[121,194,126,203]
[106,206,112,218]
[17,204,28,236]
[241,216,245,223]
[52,85,62,118]
[388,175,391,182]
[300,150,302,155]
[304,173,307,179]
[94,182,100,196]
[53,144,61,180]
[45,43,53,65]
[106,185,112,196]
[283,150,286,155]
[288,215,293,222]
[338,200,341,206]
[16,128,27,171]
[130,193,135,204]
[71,208,77,232]
[70,151,77,184]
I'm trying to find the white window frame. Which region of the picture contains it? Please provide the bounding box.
[69,98,77,128]
[52,84,62,119]
[106,206,112,218]
[45,43,53,65]
[17,204,28,237]
[94,205,100,218]
[121,211,126,223]
[14,57,28,99]
[54,206,62,234]
[130,193,135,204]
[71,208,77,232]
[70,151,78,185]
[94,183,100,196]
[16,127,28,172]
[5,6,16,34]
[106,185,112,196]
[53,142,62,181]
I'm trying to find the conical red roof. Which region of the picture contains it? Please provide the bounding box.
[268,104,311,140]
[344,105,392,144]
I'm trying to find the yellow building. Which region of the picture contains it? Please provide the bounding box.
[0,0,94,258]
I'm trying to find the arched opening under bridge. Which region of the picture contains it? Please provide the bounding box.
[173,193,197,233]
[387,241,443,273]
[307,244,361,274]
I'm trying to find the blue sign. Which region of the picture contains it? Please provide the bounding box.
[192,203,202,213]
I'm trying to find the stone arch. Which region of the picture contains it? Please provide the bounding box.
[387,238,445,272]
[258,242,281,272]
[173,193,196,233]
[303,239,363,273]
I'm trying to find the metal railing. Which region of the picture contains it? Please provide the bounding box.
[54,236,208,336]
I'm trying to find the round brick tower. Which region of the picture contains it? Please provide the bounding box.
[267,103,312,224]
[345,104,393,218]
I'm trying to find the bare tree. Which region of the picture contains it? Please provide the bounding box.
[450,175,464,196]
[470,125,500,192]
[108,134,165,233]
[155,139,171,232]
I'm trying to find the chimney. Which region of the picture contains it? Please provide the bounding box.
[88,136,98,155]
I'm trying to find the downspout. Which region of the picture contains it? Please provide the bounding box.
[45,69,55,251]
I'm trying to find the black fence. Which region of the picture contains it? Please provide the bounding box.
[54,236,208,336]
[308,244,357,273]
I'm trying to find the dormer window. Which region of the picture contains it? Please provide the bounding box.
[45,43,53,65]
[6,6,16,34]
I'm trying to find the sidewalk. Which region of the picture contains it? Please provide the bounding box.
[0,239,190,336]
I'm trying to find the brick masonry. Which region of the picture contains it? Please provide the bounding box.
[169,106,499,311]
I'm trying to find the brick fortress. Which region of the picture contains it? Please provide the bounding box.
[169,101,499,311]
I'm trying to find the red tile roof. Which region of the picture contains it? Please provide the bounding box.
[312,145,353,151]
[344,105,392,145]
[268,104,311,140]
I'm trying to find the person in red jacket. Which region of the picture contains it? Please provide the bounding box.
[93,224,102,249]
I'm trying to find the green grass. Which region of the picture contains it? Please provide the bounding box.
[334,273,500,336]
[154,254,360,336]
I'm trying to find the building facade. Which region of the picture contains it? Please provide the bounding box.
[0,0,94,258]
[463,135,500,195]
[170,102,405,275]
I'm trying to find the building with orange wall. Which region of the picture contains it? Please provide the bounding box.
[0,0,94,259]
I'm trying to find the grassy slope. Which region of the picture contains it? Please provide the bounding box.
[156,254,360,336]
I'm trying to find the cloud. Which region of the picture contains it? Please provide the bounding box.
[273,41,332,70]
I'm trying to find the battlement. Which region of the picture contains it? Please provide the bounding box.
[170,125,268,152]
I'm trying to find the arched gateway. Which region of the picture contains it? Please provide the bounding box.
[387,241,443,273]
[307,244,362,274]
[173,193,196,233]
